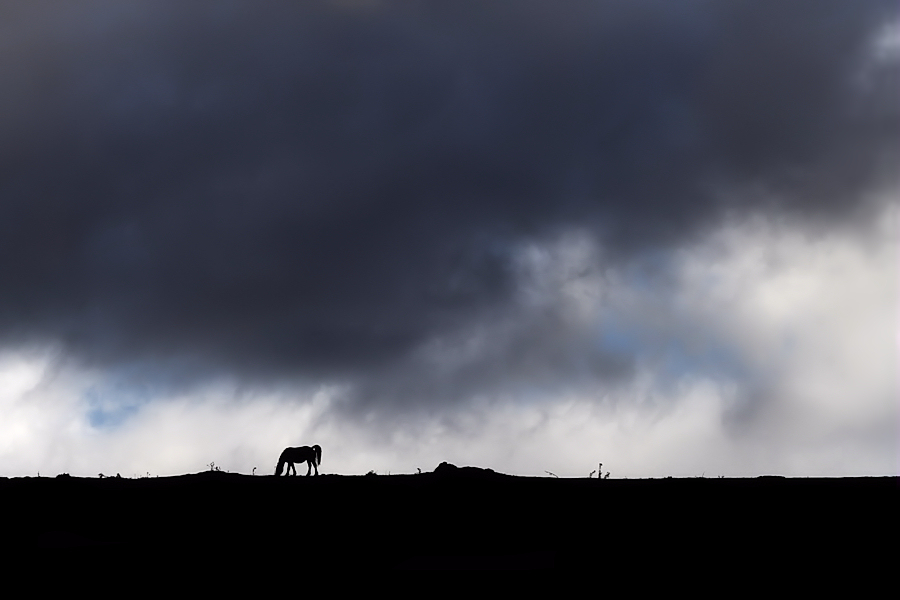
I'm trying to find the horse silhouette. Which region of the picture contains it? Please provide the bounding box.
[275,445,322,476]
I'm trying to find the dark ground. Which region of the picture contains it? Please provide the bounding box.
[1,464,895,572]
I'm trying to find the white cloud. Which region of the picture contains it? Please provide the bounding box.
[674,205,896,460]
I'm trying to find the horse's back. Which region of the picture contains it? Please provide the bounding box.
[281,446,311,457]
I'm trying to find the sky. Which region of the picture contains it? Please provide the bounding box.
[0,1,897,478]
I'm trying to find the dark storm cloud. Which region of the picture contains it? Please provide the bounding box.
[0,1,896,401]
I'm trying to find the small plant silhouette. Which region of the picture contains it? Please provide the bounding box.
[597,463,611,480]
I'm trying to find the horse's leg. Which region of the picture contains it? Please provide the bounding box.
[306,460,312,476]
[289,462,296,476]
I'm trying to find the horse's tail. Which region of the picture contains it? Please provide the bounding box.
[313,444,322,467]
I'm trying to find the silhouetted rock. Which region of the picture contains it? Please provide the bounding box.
[434,461,459,475]
[433,462,500,479]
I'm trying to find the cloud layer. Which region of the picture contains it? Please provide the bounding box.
[0,2,896,475]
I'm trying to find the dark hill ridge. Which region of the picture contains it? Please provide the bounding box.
[1,465,895,571]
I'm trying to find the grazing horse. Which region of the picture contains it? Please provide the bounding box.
[275,445,322,476]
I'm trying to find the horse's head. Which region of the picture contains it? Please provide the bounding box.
[274,461,284,476]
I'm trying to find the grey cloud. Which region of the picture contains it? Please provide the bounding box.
[0,1,896,406]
